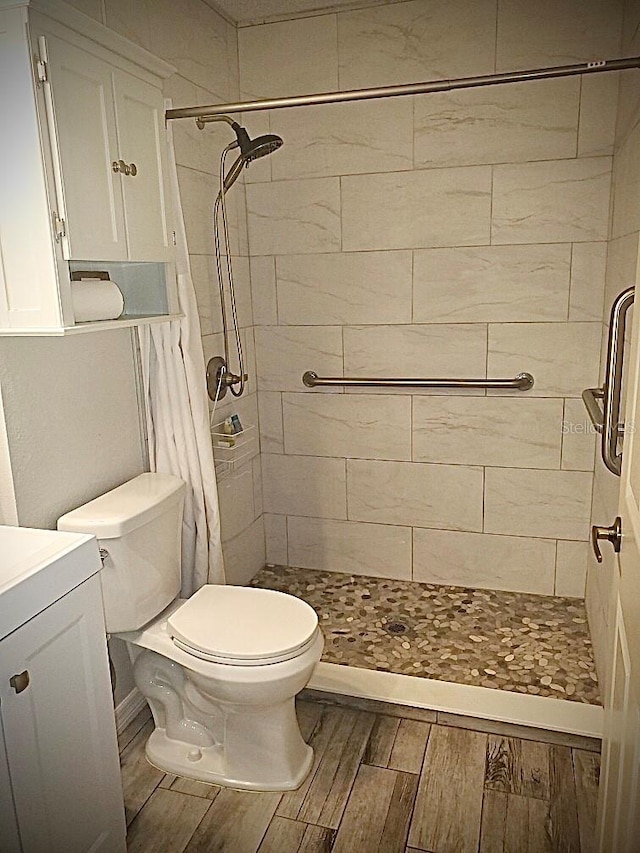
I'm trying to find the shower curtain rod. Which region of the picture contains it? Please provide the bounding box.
[165,56,640,120]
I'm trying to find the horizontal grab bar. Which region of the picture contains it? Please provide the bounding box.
[302,371,535,390]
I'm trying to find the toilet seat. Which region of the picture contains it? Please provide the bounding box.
[167,585,320,666]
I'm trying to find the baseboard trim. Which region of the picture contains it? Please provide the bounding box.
[115,688,147,735]
[310,662,603,739]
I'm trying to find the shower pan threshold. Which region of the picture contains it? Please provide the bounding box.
[250,565,603,739]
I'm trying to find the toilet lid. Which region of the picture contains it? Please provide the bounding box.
[167,585,319,665]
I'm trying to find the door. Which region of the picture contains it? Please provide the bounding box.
[113,69,172,262]
[39,32,127,261]
[597,268,640,850]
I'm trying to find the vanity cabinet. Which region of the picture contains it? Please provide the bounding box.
[0,0,180,334]
[0,573,126,852]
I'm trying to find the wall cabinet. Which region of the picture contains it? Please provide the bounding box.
[0,574,126,852]
[0,0,180,334]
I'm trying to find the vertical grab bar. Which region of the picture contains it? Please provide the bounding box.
[602,286,634,475]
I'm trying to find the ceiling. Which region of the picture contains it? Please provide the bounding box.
[208,0,392,27]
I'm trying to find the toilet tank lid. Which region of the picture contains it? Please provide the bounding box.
[57,473,185,539]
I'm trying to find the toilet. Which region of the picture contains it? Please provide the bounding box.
[57,473,324,791]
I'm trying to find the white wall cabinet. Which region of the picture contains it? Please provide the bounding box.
[0,0,179,334]
[0,574,126,852]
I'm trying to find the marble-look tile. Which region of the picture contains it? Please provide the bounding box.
[484,468,593,540]
[413,244,571,323]
[578,74,619,157]
[189,255,214,336]
[347,459,483,532]
[496,0,624,71]
[282,392,412,461]
[258,391,284,454]
[254,325,343,392]
[276,252,412,325]
[222,255,253,330]
[287,516,412,579]
[487,322,601,397]
[561,398,598,471]
[413,529,556,595]
[569,243,607,322]
[611,119,640,240]
[337,0,496,89]
[262,453,347,519]
[66,0,104,21]
[271,99,413,180]
[264,513,288,566]
[492,158,613,245]
[413,397,563,469]
[148,0,235,96]
[414,78,579,168]
[556,540,588,598]
[246,178,341,255]
[252,455,263,518]
[251,256,278,325]
[604,234,639,321]
[342,167,492,251]
[344,324,487,382]
[105,0,151,49]
[239,15,338,99]
[218,463,256,542]
[614,64,640,147]
[222,517,265,586]
[177,167,216,255]
[165,76,224,176]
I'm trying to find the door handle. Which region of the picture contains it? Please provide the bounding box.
[592,516,622,563]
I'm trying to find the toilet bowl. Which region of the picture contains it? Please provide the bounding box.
[58,473,324,791]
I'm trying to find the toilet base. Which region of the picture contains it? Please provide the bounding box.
[145,727,314,792]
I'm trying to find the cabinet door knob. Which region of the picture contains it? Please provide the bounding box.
[112,159,127,174]
[127,162,137,176]
[9,671,30,694]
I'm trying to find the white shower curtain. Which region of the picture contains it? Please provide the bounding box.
[138,118,225,596]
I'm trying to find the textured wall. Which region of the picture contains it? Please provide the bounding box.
[240,0,624,597]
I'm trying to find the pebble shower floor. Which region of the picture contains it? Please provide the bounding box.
[251,566,600,705]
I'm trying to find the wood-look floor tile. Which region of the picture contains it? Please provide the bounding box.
[184,787,281,853]
[299,710,376,828]
[126,788,210,853]
[165,776,222,800]
[298,824,335,852]
[120,719,167,826]
[478,788,508,853]
[117,704,152,753]
[332,764,416,853]
[480,789,553,853]
[257,816,307,852]
[302,689,437,724]
[548,745,581,853]
[485,736,550,799]
[297,700,325,740]
[364,715,401,767]
[388,720,431,775]
[408,725,486,853]
[573,749,600,853]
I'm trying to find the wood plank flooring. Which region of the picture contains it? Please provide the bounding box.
[122,697,600,853]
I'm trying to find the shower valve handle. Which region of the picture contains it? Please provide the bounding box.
[591,516,622,563]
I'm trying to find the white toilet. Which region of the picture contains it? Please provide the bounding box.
[58,473,324,791]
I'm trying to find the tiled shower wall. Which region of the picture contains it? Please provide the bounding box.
[241,0,626,597]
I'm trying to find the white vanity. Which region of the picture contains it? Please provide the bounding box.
[0,525,126,853]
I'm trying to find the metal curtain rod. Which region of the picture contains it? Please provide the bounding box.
[165,56,640,120]
[302,372,535,391]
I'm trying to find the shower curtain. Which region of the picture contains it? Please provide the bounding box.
[138,116,224,596]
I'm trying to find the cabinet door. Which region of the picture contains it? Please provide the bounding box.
[0,576,126,853]
[40,33,127,261]
[113,70,173,262]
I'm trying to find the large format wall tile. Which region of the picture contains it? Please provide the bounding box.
[413,529,556,594]
[282,393,411,460]
[578,74,619,158]
[262,454,347,519]
[258,391,284,454]
[492,158,612,244]
[413,79,579,168]
[347,459,483,531]
[246,179,341,255]
[276,252,412,325]
[487,322,601,397]
[561,398,598,471]
[272,100,413,180]
[341,167,492,251]
[413,397,563,468]
[413,244,571,323]
[255,325,343,392]
[555,540,589,597]
[239,15,338,99]
[344,324,487,379]
[484,468,593,540]
[569,243,607,322]
[338,0,496,89]
[287,516,412,578]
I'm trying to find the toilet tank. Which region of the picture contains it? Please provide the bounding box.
[58,473,186,632]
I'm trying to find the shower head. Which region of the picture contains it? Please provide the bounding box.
[222,128,284,192]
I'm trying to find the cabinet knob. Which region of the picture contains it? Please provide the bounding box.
[9,671,30,694]
[127,162,137,177]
